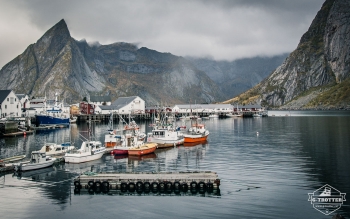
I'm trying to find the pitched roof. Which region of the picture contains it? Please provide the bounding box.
[0,90,12,103]
[90,96,111,102]
[99,105,114,110]
[111,96,138,110]
[16,94,26,100]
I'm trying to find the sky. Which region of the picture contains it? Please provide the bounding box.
[0,0,325,68]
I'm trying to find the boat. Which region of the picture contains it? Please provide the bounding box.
[0,155,26,164]
[183,140,208,147]
[64,140,105,163]
[64,117,106,163]
[128,142,157,156]
[13,151,56,172]
[35,93,70,126]
[36,142,75,156]
[208,113,219,118]
[226,113,242,117]
[147,114,184,148]
[110,114,149,155]
[183,123,210,143]
[253,113,262,117]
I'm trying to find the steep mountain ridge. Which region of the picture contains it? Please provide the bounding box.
[0,19,289,105]
[224,0,350,109]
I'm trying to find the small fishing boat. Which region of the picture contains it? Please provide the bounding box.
[147,114,184,148]
[208,113,219,118]
[0,155,26,164]
[128,142,157,156]
[183,124,210,143]
[110,114,148,155]
[13,152,56,172]
[36,142,75,156]
[64,140,105,164]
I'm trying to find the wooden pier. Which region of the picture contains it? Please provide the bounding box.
[73,171,220,195]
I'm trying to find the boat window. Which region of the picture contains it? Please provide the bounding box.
[56,148,61,151]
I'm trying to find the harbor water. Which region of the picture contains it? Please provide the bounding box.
[0,111,350,219]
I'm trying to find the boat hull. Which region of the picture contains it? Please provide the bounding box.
[35,115,69,126]
[184,135,208,143]
[20,159,56,171]
[155,139,184,148]
[128,143,157,156]
[111,148,129,155]
[64,150,105,164]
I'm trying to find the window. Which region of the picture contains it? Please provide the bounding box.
[10,97,14,104]
[5,105,7,109]
[7,98,9,101]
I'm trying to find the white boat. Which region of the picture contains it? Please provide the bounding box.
[208,114,219,118]
[36,142,75,156]
[14,151,56,172]
[147,127,184,148]
[64,140,105,164]
[226,113,242,117]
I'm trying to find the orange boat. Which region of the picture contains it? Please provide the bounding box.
[183,124,210,143]
[183,140,208,147]
[127,142,157,156]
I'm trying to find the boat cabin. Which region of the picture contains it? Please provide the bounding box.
[31,152,49,163]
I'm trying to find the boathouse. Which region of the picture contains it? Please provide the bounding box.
[0,90,22,118]
[172,104,233,114]
[110,96,145,115]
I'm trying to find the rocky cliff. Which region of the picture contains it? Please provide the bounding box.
[224,0,350,109]
[0,19,224,105]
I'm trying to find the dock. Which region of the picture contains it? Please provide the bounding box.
[73,171,220,195]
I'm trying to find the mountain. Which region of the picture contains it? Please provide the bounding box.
[0,19,291,106]
[224,0,350,110]
[187,54,288,99]
[0,19,224,105]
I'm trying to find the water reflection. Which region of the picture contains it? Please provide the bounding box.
[0,112,349,218]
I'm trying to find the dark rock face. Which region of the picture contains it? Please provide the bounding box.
[0,19,224,104]
[230,0,350,109]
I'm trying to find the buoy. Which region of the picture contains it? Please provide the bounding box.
[257,132,259,136]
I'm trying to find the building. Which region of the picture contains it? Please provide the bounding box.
[80,102,95,114]
[111,96,145,115]
[0,90,22,118]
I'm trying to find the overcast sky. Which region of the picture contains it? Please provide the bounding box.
[0,0,325,68]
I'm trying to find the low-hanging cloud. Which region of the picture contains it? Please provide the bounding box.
[0,0,325,68]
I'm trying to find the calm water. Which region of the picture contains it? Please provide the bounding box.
[1,111,350,219]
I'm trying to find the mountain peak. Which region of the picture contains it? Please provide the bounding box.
[43,19,70,39]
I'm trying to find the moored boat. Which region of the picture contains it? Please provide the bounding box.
[14,151,56,172]
[183,123,210,143]
[128,142,157,156]
[64,140,105,164]
[36,142,75,156]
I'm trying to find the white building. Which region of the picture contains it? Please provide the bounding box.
[109,96,145,115]
[0,90,22,118]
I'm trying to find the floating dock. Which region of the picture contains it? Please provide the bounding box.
[73,171,220,195]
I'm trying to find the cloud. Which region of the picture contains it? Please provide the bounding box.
[0,0,325,67]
